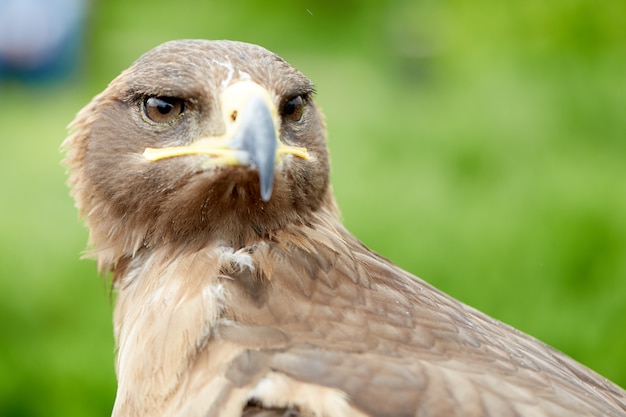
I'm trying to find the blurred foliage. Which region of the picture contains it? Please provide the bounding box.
[0,0,625,416]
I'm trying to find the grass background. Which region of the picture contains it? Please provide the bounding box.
[0,0,625,415]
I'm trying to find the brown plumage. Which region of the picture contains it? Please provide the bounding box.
[63,40,626,417]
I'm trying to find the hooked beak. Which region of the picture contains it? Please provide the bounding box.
[142,81,308,201]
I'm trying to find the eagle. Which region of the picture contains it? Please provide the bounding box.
[63,40,626,417]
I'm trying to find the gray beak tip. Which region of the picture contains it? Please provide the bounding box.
[260,184,273,202]
[232,95,279,201]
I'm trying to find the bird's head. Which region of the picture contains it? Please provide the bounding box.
[63,40,333,270]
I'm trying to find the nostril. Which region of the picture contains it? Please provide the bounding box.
[230,110,238,122]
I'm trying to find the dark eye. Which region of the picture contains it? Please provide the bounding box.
[281,95,304,122]
[143,96,185,124]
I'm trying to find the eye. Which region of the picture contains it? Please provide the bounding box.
[143,96,186,124]
[281,95,304,122]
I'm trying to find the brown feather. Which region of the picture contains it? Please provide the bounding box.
[63,40,626,417]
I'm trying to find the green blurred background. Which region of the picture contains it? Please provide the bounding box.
[1,0,625,415]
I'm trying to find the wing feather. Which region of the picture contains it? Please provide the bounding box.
[214,223,626,417]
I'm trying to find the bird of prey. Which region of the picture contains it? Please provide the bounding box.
[63,40,626,417]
